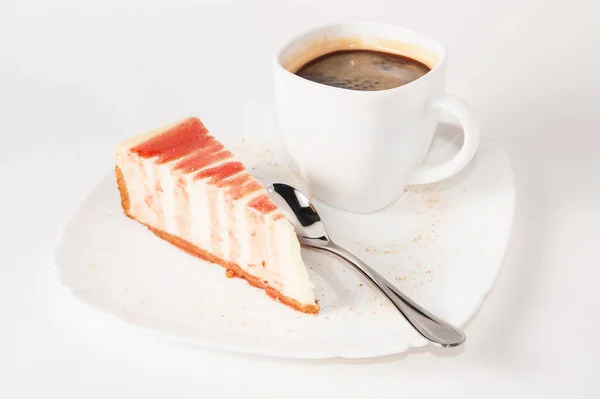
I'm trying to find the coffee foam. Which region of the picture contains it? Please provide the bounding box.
[282,35,439,73]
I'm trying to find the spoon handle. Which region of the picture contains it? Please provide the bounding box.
[317,242,466,347]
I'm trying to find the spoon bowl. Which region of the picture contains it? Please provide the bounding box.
[267,183,330,246]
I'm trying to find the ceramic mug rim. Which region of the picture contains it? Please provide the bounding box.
[273,22,449,96]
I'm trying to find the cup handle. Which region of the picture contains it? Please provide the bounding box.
[407,95,480,185]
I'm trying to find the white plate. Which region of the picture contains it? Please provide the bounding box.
[53,111,515,359]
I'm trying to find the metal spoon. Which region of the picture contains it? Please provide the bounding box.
[267,183,466,347]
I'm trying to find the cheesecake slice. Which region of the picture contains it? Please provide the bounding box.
[115,117,318,314]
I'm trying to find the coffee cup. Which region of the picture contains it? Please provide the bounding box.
[273,22,480,213]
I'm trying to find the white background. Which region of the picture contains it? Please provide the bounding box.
[1,0,599,397]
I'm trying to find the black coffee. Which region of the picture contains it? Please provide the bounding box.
[295,49,431,91]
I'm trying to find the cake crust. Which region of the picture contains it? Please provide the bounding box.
[115,166,319,314]
[115,166,131,215]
